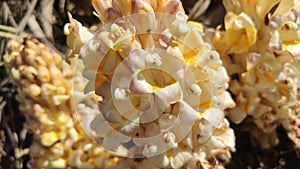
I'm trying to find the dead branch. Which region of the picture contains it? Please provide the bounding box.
[17,0,38,32]
[40,0,54,41]
[2,2,18,27]
[27,14,46,39]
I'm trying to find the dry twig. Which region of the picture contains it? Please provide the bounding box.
[17,0,38,32]
[188,0,211,19]
[40,0,54,41]
[2,2,18,27]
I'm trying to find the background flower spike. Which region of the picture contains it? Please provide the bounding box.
[4,37,118,169]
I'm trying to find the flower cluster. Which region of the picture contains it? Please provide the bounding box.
[65,0,236,168]
[4,0,300,168]
[4,37,117,168]
[211,0,300,148]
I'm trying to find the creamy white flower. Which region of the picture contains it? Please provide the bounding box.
[63,0,237,168]
[212,0,300,149]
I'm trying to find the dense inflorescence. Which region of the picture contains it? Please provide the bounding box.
[4,37,117,168]
[4,0,300,168]
[65,0,236,168]
[210,0,300,149]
